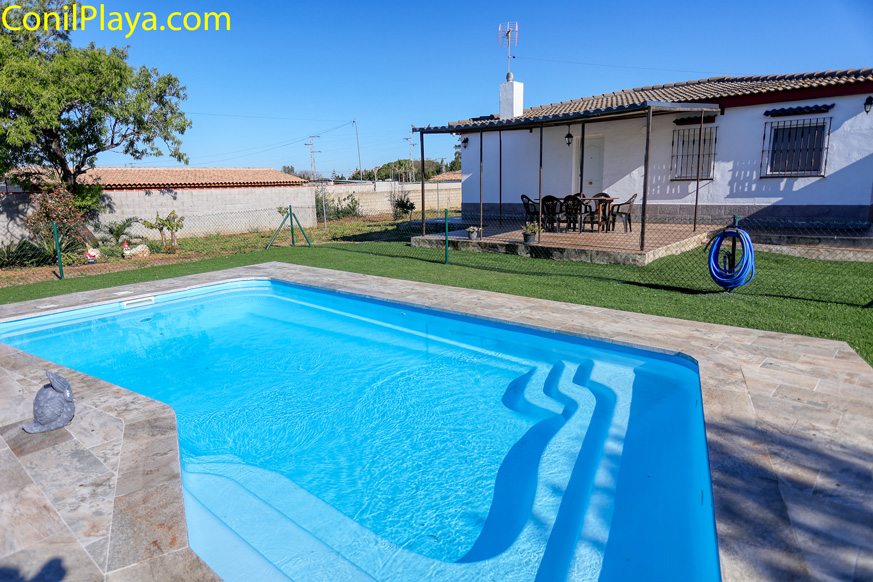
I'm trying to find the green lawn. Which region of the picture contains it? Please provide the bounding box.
[1,242,871,364]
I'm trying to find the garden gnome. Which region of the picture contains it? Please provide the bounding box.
[23,372,75,433]
[123,240,132,259]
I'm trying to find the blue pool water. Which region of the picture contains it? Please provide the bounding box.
[0,280,719,581]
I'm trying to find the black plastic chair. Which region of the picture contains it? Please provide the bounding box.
[540,196,562,232]
[521,195,539,224]
[611,193,637,233]
[562,195,584,233]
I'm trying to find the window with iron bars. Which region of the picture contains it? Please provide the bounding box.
[761,118,831,177]
[671,127,716,180]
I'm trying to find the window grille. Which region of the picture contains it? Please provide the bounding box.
[761,117,831,177]
[671,128,716,180]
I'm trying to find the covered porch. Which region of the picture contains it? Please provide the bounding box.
[413,100,721,254]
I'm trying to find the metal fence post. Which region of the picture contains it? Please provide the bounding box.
[444,208,449,265]
[289,205,295,246]
[53,221,64,280]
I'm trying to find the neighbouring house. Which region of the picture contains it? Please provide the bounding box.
[429,170,462,182]
[416,68,873,227]
[1,167,315,243]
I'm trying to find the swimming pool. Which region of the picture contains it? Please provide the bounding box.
[0,280,719,581]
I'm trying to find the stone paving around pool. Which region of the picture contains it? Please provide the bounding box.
[0,263,870,582]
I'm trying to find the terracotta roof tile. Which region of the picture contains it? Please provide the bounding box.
[84,167,306,188]
[447,69,873,129]
[429,170,462,182]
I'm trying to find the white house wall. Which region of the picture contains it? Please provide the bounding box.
[461,93,873,224]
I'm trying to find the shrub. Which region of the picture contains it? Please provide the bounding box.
[24,184,85,246]
[388,184,415,220]
[141,211,185,252]
[315,189,362,222]
[94,217,140,245]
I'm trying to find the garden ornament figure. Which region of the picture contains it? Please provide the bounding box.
[22,372,75,433]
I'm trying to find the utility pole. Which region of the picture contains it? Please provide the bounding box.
[353,119,363,182]
[404,130,417,182]
[306,136,325,227]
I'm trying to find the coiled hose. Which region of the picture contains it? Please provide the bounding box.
[707,228,756,290]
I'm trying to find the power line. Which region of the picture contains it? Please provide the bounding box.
[512,56,722,76]
[186,111,349,122]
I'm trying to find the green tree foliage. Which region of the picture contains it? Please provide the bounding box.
[350,159,444,182]
[281,165,296,175]
[0,1,191,214]
[447,148,462,172]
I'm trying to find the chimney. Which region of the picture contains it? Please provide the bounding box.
[499,72,523,120]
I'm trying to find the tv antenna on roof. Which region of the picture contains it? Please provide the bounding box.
[498,22,519,80]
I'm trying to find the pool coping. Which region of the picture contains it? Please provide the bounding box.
[0,262,870,581]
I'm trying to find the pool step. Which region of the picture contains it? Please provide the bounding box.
[183,468,376,582]
[184,485,291,582]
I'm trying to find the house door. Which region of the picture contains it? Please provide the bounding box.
[580,137,604,195]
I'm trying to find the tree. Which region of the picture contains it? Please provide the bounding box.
[281,165,296,175]
[447,141,462,172]
[0,1,191,214]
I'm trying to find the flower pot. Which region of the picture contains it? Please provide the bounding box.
[523,233,536,243]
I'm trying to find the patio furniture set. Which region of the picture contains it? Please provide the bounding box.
[522,193,637,234]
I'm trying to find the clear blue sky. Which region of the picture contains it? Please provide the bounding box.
[75,0,873,177]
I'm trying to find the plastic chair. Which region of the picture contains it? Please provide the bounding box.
[562,195,584,233]
[521,195,539,225]
[611,194,637,233]
[540,196,562,232]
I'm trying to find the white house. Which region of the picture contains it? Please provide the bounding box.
[416,69,873,227]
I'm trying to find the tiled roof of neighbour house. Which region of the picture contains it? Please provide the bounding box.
[83,167,307,189]
[429,170,462,182]
[4,167,307,190]
[418,69,873,132]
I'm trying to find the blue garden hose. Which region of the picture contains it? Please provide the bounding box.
[707,228,755,290]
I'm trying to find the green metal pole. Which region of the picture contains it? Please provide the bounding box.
[289,205,295,246]
[291,213,312,247]
[444,208,449,265]
[53,221,64,280]
[265,212,290,250]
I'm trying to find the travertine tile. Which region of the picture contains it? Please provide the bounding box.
[1,419,72,458]
[106,480,188,572]
[48,470,116,548]
[89,438,123,475]
[0,481,66,558]
[105,547,221,582]
[115,434,180,497]
[0,529,104,582]
[65,403,124,449]
[19,438,110,496]
[718,538,809,582]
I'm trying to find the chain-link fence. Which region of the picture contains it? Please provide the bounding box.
[1,194,871,307]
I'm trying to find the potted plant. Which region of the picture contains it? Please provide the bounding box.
[521,222,540,243]
[466,226,482,240]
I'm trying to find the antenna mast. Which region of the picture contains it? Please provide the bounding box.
[498,22,518,79]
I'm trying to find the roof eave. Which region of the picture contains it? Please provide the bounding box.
[416,101,720,134]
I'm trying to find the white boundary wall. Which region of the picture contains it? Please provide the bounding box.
[0,181,462,243]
